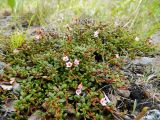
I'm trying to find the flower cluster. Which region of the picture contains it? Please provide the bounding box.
[62,56,80,67]
[76,83,83,95]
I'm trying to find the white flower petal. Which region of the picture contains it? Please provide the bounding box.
[104,94,111,103]
[66,62,73,67]
[77,83,83,89]
[63,56,69,62]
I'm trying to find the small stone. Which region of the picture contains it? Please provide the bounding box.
[21,21,29,28]
[2,100,16,113]
[117,89,130,98]
[141,109,160,120]
[132,57,154,65]
[124,115,132,120]
[150,31,160,45]
[158,104,160,109]
[2,10,11,16]
[152,56,160,73]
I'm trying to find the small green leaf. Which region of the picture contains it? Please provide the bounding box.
[59,99,66,103]
[61,84,67,89]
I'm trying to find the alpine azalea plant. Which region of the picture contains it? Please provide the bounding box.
[2,20,154,120]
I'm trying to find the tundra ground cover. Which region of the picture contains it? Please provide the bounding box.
[0,0,160,120]
[0,20,157,119]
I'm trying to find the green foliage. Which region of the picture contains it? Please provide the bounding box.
[1,0,159,38]
[3,21,155,119]
[7,0,16,12]
[0,0,159,119]
[10,31,25,50]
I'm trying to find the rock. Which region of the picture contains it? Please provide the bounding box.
[117,89,130,98]
[28,110,42,120]
[0,16,13,36]
[129,84,146,100]
[124,115,132,120]
[152,56,160,73]
[150,31,160,45]
[3,100,16,113]
[21,21,29,28]
[158,104,160,109]
[141,109,160,120]
[131,57,154,65]
[2,10,11,17]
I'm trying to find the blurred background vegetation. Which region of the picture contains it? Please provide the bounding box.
[0,0,160,38]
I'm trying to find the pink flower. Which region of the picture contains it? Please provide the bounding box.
[100,93,111,106]
[63,56,69,62]
[35,35,41,40]
[76,83,83,95]
[94,31,99,37]
[76,88,82,95]
[74,59,80,66]
[77,83,83,89]
[115,54,120,58]
[100,98,107,106]
[66,62,72,67]
[148,39,152,43]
